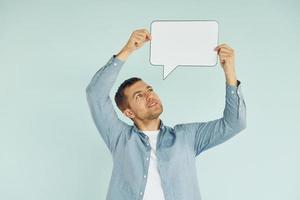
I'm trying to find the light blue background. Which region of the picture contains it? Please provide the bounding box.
[1,0,299,199]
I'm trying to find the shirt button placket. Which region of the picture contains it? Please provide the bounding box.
[141,151,150,199]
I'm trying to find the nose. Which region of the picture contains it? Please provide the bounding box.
[145,90,154,101]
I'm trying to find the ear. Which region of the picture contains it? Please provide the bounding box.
[123,108,135,119]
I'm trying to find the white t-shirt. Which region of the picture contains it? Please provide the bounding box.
[141,130,165,200]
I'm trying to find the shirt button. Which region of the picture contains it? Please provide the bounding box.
[113,62,117,66]
[146,157,149,161]
[231,90,235,94]
[144,175,147,178]
[140,192,143,195]
[147,143,149,146]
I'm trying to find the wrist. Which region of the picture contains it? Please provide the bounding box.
[226,76,237,86]
[225,71,237,86]
[116,48,133,61]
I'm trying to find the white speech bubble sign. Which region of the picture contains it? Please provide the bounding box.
[149,20,219,79]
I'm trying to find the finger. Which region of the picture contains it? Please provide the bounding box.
[219,54,231,58]
[214,43,225,50]
[142,29,152,40]
[142,29,150,36]
[218,48,232,54]
[134,30,145,38]
[136,32,146,38]
[136,29,148,35]
[136,32,151,41]
[220,55,230,61]
[136,33,150,41]
[216,43,230,49]
[135,35,144,41]
[214,43,233,51]
[219,51,233,57]
[215,44,230,51]
[145,34,151,41]
[134,35,147,43]
[215,47,234,54]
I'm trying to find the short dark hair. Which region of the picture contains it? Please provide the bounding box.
[114,77,142,111]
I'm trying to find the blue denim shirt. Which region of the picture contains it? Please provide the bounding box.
[85,55,247,200]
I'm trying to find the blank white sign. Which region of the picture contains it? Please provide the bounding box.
[149,20,219,79]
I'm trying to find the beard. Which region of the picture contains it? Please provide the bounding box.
[146,104,163,120]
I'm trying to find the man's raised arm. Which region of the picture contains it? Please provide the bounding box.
[175,43,247,156]
[85,29,151,155]
[85,53,129,155]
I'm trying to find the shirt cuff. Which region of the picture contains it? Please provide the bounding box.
[112,54,126,65]
[226,80,242,97]
[225,80,244,120]
[226,80,243,103]
[104,54,126,67]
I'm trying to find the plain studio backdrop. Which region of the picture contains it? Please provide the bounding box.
[1,0,299,199]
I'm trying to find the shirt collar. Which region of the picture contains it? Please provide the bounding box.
[133,118,165,133]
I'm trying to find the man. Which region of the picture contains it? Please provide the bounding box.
[85,29,246,200]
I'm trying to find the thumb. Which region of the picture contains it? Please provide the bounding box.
[145,34,152,41]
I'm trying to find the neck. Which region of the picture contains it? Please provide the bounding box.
[134,118,161,131]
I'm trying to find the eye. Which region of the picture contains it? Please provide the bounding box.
[136,93,142,99]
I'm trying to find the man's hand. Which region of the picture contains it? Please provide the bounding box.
[116,29,151,61]
[214,43,237,86]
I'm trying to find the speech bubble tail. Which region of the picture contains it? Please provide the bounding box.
[163,65,177,80]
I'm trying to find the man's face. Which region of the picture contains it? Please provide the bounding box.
[123,80,163,121]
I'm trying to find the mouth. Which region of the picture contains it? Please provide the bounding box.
[147,101,158,108]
